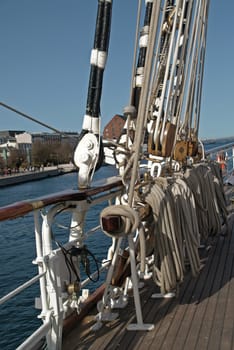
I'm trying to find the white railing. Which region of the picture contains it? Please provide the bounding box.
[0,175,123,350]
[205,141,234,178]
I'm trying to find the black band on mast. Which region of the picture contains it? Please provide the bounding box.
[85,1,104,119]
[131,0,153,112]
[84,0,112,130]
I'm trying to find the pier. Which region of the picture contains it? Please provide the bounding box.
[0,164,76,187]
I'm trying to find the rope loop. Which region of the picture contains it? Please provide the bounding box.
[100,204,140,238]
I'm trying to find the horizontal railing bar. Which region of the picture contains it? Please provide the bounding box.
[16,320,51,350]
[84,225,101,238]
[0,272,46,305]
[205,142,234,156]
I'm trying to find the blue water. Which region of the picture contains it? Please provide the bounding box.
[0,166,117,350]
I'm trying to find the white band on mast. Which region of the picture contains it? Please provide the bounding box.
[139,25,149,48]
[82,114,100,134]
[90,49,107,69]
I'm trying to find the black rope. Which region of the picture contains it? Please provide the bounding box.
[53,237,80,284]
[68,245,100,283]
[51,229,101,283]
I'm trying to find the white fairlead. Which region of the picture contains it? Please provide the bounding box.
[73,133,99,188]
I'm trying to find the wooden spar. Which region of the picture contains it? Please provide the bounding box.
[62,284,105,337]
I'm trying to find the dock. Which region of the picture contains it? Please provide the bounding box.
[63,185,234,350]
[0,164,76,187]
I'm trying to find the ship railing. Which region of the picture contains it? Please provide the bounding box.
[204,141,234,178]
[0,175,124,350]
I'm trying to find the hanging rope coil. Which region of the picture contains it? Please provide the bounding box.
[145,179,185,294]
[170,178,201,277]
[143,162,227,294]
[183,163,227,239]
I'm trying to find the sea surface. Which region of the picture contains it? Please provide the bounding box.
[0,138,234,349]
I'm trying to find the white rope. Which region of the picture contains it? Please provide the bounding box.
[100,204,140,237]
[145,179,186,294]
[184,163,227,239]
[144,163,227,294]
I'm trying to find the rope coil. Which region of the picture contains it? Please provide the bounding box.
[100,204,140,238]
[144,163,226,294]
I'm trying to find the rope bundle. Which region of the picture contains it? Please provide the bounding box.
[145,176,200,294]
[144,163,227,294]
[184,163,227,239]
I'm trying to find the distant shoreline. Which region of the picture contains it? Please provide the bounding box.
[0,164,76,188]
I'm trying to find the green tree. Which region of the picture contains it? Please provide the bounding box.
[7,148,26,169]
[32,141,51,166]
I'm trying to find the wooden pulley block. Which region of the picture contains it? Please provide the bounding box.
[188,140,198,156]
[147,120,162,156]
[161,121,176,157]
[174,141,188,161]
[148,120,176,158]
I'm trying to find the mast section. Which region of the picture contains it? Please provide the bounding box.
[74,0,112,188]
[118,0,210,204]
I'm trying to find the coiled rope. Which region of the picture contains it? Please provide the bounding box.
[145,176,200,294]
[183,163,227,239]
[100,204,140,237]
[144,163,227,294]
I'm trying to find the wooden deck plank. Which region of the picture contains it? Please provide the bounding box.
[106,283,170,350]
[216,217,234,350]
[62,211,234,350]
[145,274,195,350]
[220,276,234,350]
[156,245,212,349]
[158,273,201,349]
[200,231,234,350]
[181,235,225,350]
[162,239,219,350]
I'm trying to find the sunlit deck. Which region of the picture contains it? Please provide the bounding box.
[63,186,234,350]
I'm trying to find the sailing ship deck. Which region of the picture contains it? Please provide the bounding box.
[63,186,234,350]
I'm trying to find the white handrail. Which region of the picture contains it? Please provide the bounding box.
[16,320,51,350]
[205,142,234,156]
[0,272,46,305]
[0,180,123,350]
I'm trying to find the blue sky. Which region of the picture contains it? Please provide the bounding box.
[0,0,233,139]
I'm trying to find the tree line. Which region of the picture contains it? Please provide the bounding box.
[0,141,75,172]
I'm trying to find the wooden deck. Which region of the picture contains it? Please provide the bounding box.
[63,186,234,350]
